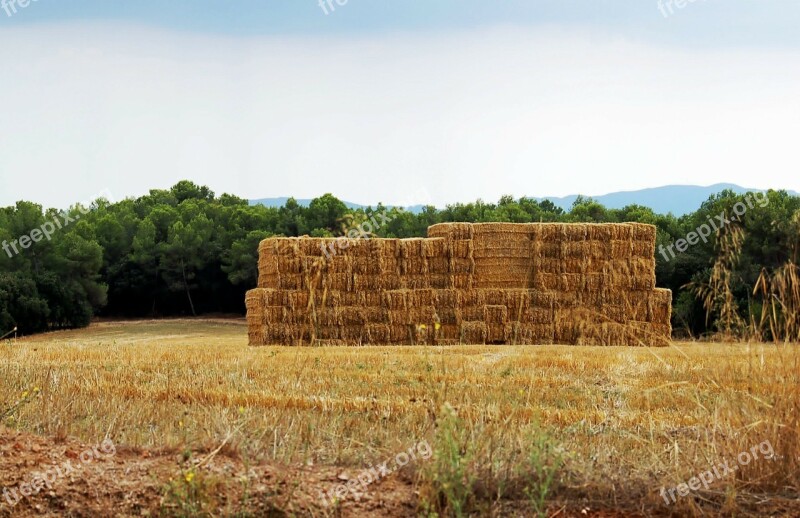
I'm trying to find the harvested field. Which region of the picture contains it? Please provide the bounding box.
[0,320,797,517]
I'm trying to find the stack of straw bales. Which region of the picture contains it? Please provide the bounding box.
[246,222,672,346]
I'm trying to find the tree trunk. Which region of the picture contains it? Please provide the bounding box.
[181,258,196,316]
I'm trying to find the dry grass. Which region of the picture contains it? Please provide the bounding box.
[1,319,798,516]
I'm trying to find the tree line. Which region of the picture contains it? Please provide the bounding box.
[1,181,798,340]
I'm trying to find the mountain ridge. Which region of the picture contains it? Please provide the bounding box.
[250,183,798,216]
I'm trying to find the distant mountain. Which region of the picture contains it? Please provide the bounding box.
[251,184,797,216]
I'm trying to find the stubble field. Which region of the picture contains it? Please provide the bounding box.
[0,320,798,517]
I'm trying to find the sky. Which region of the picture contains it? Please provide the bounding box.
[1,0,800,209]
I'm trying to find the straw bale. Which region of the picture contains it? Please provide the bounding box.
[460,321,487,344]
[622,291,651,321]
[365,324,390,343]
[609,224,633,241]
[484,305,507,324]
[450,257,475,274]
[449,240,474,258]
[423,238,448,257]
[402,256,428,275]
[259,255,280,275]
[388,310,411,325]
[649,289,673,326]
[610,239,633,260]
[389,325,412,343]
[259,273,280,289]
[408,289,435,307]
[562,224,588,242]
[524,306,554,324]
[473,246,532,259]
[287,291,309,309]
[559,273,585,292]
[552,291,582,309]
[532,257,562,275]
[487,324,507,343]
[554,312,580,344]
[362,291,382,307]
[340,325,366,343]
[323,272,352,291]
[433,289,458,307]
[436,324,461,341]
[353,274,401,291]
[532,273,559,291]
[538,242,562,259]
[587,225,612,241]
[435,306,462,325]
[630,223,656,243]
[340,306,366,325]
[530,291,555,308]
[383,290,408,310]
[473,223,532,235]
[274,238,301,256]
[429,274,451,289]
[428,256,450,274]
[456,289,484,307]
[351,257,381,275]
[632,240,655,258]
[481,289,508,306]
[451,274,473,290]
[379,256,400,274]
[539,224,565,242]
[399,238,426,258]
[562,240,589,259]
[428,222,474,240]
[278,274,303,290]
[402,275,433,290]
[461,306,484,322]
[561,257,585,274]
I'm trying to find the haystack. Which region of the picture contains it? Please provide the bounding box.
[246,222,672,346]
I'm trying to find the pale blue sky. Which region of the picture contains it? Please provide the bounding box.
[2,1,799,207]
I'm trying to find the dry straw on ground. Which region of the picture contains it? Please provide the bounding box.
[247,223,672,346]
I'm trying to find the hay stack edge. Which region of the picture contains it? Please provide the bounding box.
[246,223,672,346]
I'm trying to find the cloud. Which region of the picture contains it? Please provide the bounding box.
[1,22,799,208]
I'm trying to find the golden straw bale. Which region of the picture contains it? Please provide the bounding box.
[351,257,381,275]
[278,274,303,290]
[450,257,475,274]
[610,239,633,260]
[399,238,425,258]
[435,306,462,325]
[487,324,507,343]
[609,224,633,241]
[389,325,412,343]
[460,321,487,344]
[588,225,612,241]
[584,273,604,292]
[428,222,474,240]
[449,240,474,258]
[451,274,473,290]
[423,238,448,257]
[340,307,366,325]
[538,242,562,259]
[340,325,366,343]
[362,291,382,307]
[274,238,301,256]
[481,289,508,306]
[324,272,352,291]
[559,273,585,292]
[402,256,428,275]
[472,223,532,234]
[259,255,279,275]
[630,223,657,243]
[388,310,411,325]
[410,306,437,324]
[365,324,390,343]
[383,290,408,310]
[554,311,580,344]
[524,306,554,324]
[402,275,432,290]
[436,324,461,341]
[408,289,435,307]
[562,240,589,259]
[532,273,559,291]
[562,224,588,242]
[530,291,555,309]
[428,274,451,289]
[632,240,655,258]
[457,289,485,307]
[461,306,485,322]
[287,291,309,309]
[649,288,673,326]
[314,308,342,326]
[600,304,626,323]
[428,256,450,274]
[353,274,401,291]
[540,223,565,242]
[259,273,279,289]
[484,305,508,324]
[562,258,585,274]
